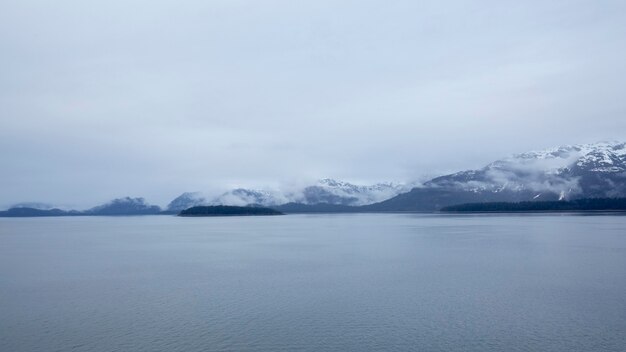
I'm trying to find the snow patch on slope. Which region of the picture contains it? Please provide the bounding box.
[426,141,626,199]
[168,179,411,209]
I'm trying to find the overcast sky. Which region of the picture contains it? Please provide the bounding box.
[1,0,625,208]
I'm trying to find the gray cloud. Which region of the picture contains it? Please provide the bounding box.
[1,0,625,208]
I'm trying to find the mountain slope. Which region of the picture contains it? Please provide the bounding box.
[168,179,408,209]
[368,141,626,211]
[166,192,207,212]
[211,189,288,207]
[299,179,407,206]
[86,197,162,215]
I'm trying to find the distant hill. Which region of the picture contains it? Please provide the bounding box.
[9,202,55,210]
[0,207,81,217]
[85,197,161,216]
[0,197,163,217]
[179,206,283,217]
[441,198,626,212]
[165,192,207,212]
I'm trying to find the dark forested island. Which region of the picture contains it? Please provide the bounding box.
[271,202,361,214]
[440,198,626,213]
[179,206,284,217]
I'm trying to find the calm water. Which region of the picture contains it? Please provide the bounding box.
[1,214,625,352]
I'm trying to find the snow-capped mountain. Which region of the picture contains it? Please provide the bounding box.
[210,189,288,207]
[10,202,55,210]
[166,179,409,210]
[166,192,207,212]
[165,141,626,212]
[86,197,162,215]
[427,141,626,197]
[369,141,626,211]
[300,179,408,206]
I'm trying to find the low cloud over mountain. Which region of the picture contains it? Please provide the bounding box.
[166,179,409,212]
[369,141,626,211]
[5,141,626,215]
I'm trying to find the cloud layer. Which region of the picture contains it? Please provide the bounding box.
[1,0,625,208]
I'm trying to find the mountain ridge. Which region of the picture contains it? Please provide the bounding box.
[3,141,625,215]
[165,179,409,212]
[366,141,626,211]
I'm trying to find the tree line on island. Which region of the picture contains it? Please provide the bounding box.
[179,206,283,216]
[440,198,626,212]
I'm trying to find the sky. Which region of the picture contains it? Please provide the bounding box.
[1,0,625,209]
